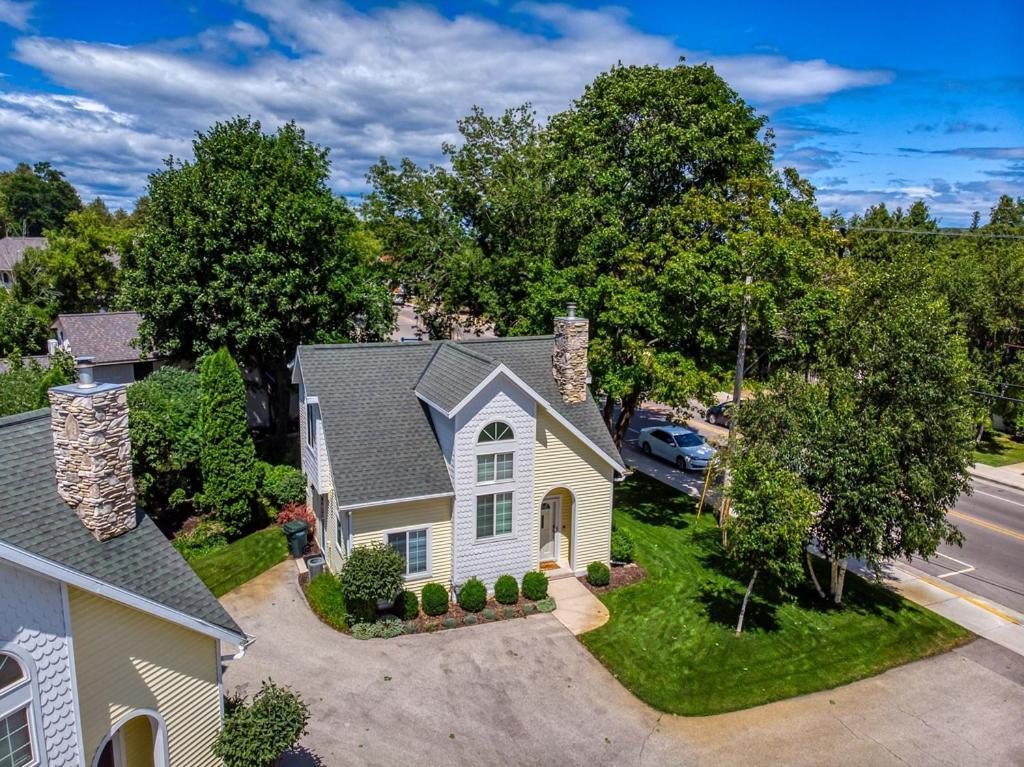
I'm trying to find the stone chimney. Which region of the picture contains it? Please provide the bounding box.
[552,302,589,404]
[49,362,137,541]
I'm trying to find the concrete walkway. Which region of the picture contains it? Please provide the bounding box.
[548,576,609,634]
[968,461,1024,491]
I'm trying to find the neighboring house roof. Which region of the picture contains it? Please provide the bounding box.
[53,311,153,365]
[0,409,245,644]
[0,236,47,272]
[294,336,624,509]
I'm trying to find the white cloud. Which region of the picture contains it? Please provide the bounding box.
[2,0,892,206]
[0,0,32,30]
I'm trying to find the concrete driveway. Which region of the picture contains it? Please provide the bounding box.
[222,562,1024,766]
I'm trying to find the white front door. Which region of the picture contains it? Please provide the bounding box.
[539,498,560,562]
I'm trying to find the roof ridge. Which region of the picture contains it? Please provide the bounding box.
[57,310,141,319]
[413,344,446,391]
[460,334,555,343]
[439,340,499,366]
[0,408,49,428]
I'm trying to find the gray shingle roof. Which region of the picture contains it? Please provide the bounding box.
[54,311,153,364]
[0,409,244,640]
[0,237,46,272]
[295,337,623,508]
[414,343,498,413]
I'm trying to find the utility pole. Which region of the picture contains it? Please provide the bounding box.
[721,273,753,545]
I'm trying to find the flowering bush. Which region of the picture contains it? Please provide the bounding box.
[276,502,316,539]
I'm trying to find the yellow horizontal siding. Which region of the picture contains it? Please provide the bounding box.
[534,406,614,570]
[68,587,223,767]
[351,497,453,595]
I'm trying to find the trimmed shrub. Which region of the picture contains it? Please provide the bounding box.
[213,680,308,767]
[493,574,519,605]
[339,543,405,623]
[198,348,260,537]
[172,519,227,559]
[482,608,497,621]
[305,573,347,631]
[463,614,478,625]
[276,502,316,540]
[442,617,458,629]
[259,462,306,510]
[587,561,610,587]
[457,578,486,613]
[397,589,419,620]
[421,583,450,616]
[536,597,557,613]
[611,530,635,563]
[521,571,549,601]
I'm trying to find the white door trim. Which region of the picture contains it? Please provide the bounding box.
[539,497,561,562]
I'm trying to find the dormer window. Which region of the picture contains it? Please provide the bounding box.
[306,402,318,448]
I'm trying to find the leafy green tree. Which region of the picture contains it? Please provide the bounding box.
[741,262,974,603]
[13,206,130,315]
[0,162,81,236]
[0,290,50,357]
[213,680,309,767]
[0,351,75,417]
[122,117,393,434]
[726,444,816,634]
[127,367,202,524]
[198,348,259,537]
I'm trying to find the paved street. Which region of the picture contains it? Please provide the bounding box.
[912,477,1024,614]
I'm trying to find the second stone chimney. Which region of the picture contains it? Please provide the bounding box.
[552,302,589,404]
[49,366,137,542]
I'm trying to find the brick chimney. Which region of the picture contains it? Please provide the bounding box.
[552,302,589,404]
[49,362,137,541]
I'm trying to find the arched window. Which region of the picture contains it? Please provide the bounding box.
[476,422,515,538]
[478,422,513,443]
[0,652,35,767]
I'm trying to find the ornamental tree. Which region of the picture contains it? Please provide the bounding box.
[339,542,406,623]
[122,117,393,435]
[726,444,816,634]
[213,680,309,767]
[198,348,259,537]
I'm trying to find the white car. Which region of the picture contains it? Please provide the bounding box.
[638,425,715,471]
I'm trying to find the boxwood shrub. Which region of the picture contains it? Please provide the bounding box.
[587,561,610,587]
[305,573,348,631]
[610,529,635,563]
[457,578,486,613]
[493,574,519,605]
[521,570,548,601]
[421,583,450,616]
[397,589,419,620]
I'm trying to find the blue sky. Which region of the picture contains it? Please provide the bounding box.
[0,1,1021,225]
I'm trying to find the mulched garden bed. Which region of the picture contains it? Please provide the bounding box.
[579,563,647,595]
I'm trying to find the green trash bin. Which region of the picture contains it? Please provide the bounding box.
[282,520,309,558]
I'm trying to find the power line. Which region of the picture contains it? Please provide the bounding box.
[841,226,1024,241]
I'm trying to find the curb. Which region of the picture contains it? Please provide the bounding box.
[967,467,1024,492]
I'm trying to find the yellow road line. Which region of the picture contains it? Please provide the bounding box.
[915,573,1021,625]
[949,509,1024,542]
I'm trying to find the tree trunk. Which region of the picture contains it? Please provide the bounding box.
[833,559,848,605]
[268,362,294,441]
[976,421,986,444]
[612,393,639,449]
[602,394,615,432]
[829,558,838,597]
[806,550,825,599]
[720,496,729,547]
[736,570,758,635]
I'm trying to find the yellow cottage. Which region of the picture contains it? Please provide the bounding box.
[0,381,248,767]
[293,305,625,597]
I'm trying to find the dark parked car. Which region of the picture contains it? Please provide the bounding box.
[705,400,736,427]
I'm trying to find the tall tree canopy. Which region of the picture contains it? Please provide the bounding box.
[122,118,393,433]
[366,64,842,445]
[0,162,81,236]
[13,204,129,316]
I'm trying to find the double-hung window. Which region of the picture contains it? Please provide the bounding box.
[0,653,34,767]
[476,492,513,538]
[387,528,429,577]
[306,402,318,448]
[476,452,513,483]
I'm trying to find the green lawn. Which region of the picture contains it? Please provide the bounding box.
[973,431,1024,467]
[580,475,971,716]
[186,526,289,597]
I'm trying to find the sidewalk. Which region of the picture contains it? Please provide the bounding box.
[968,461,1024,491]
[857,558,1024,657]
[547,576,609,635]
